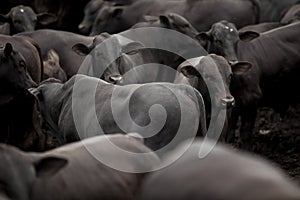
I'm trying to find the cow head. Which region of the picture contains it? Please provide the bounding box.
[0,144,67,200]
[177,54,236,111]
[89,5,126,35]
[0,43,36,105]
[136,13,199,39]
[196,20,259,63]
[43,49,67,82]
[79,0,105,34]
[0,5,57,34]
[72,34,144,84]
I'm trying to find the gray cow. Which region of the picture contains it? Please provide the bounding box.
[0,133,160,200]
[31,74,207,154]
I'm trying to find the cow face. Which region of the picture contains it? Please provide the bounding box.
[72,34,143,84]
[196,20,259,63]
[0,5,57,34]
[178,54,235,110]
[43,49,67,82]
[0,43,36,104]
[89,5,125,35]
[0,145,67,200]
[79,0,105,34]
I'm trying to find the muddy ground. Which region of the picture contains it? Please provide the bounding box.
[243,104,300,184]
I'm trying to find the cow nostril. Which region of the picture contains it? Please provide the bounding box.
[78,24,85,30]
[109,75,122,84]
[221,96,235,108]
[228,60,238,66]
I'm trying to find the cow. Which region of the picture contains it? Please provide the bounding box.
[89,0,259,34]
[79,0,107,34]
[0,133,160,200]
[175,55,252,141]
[0,35,44,83]
[197,20,300,149]
[0,43,45,151]
[239,4,300,34]
[258,0,300,22]
[136,139,300,200]
[30,74,207,153]
[280,3,300,24]
[132,13,199,39]
[18,30,143,82]
[79,0,140,34]
[43,49,67,82]
[0,5,57,35]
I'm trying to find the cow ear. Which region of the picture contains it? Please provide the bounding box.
[37,13,57,25]
[4,43,13,57]
[123,42,144,55]
[239,31,259,42]
[34,156,67,179]
[47,49,59,62]
[111,8,123,19]
[195,32,211,48]
[180,65,199,78]
[72,43,91,56]
[231,61,252,75]
[159,15,170,26]
[0,14,9,24]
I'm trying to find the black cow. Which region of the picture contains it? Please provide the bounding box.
[79,0,139,34]
[0,35,44,83]
[132,13,199,39]
[239,4,300,33]
[0,5,56,35]
[0,43,45,151]
[0,134,160,200]
[198,20,300,148]
[280,3,300,24]
[79,0,107,34]
[175,55,252,141]
[258,0,300,22]
[89,0,259,34]
[137,139,300,200]
[18,30,143,82]
[30,74,207,153]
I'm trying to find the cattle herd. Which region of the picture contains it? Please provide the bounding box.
[0,0,300,199]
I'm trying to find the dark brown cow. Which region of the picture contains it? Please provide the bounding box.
[0,43,45,151]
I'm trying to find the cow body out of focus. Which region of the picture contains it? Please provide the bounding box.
[137,139,300,200]
[0,134,160,200]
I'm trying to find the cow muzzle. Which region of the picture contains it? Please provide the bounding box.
[108,75,122,84]
[221,96,235,109]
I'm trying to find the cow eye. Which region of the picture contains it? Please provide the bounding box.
[19,60,26,68]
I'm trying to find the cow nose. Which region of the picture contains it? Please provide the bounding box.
[109,75,122,84]
[228,60,239,66]
[78,24,85,30]
[221,96,235,108]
